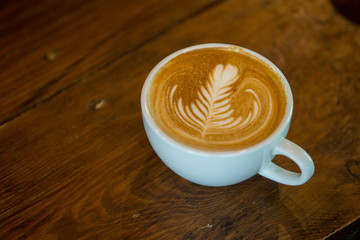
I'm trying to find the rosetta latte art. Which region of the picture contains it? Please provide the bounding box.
[168,64,262,137]
[149,47,286,150]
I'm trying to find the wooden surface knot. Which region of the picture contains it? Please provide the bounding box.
[45,50,59,61]
[346,159,360,180]
[88,98,107,111]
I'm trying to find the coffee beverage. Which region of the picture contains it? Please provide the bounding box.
[142,44,314,186]
[148,47,287,151]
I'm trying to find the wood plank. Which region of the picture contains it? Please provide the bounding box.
[0,0,219,124]
[1,0,360,239]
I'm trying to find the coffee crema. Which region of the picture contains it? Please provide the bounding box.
[148,47,287,151]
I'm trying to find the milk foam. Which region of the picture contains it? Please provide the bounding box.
[149,48,286,150]
[169,64,259,137]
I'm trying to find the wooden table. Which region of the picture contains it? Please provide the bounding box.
[1,0,360,239]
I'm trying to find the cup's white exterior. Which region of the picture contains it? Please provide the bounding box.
[141,43,314,187]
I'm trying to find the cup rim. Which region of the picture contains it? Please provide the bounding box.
[141,43,293,156]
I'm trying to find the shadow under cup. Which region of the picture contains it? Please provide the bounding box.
[141,43,314,187]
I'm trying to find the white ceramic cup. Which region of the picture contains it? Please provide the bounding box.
[141,43,314,187]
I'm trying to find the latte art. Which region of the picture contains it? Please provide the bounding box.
[149,48,287,150]
[169,64,261,137]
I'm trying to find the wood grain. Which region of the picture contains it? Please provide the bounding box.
[1,0,360,239]
[0,0,219,124]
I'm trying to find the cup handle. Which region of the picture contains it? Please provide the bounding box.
[259,139,315,186]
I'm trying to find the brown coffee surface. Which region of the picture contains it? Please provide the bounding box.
[148,47,287,151]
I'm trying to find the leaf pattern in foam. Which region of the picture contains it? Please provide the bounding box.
[169,64,246,137]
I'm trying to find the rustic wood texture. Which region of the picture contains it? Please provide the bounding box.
[0,0,218,124]
[0,0,359,239]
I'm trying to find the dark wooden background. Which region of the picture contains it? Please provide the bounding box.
[1,0,360,239]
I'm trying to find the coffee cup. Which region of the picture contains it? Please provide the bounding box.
[141,43,314,186]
